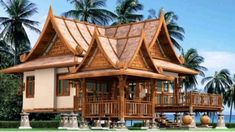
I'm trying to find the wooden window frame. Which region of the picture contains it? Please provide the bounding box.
[56,75,70,96]
[26,76,35,98]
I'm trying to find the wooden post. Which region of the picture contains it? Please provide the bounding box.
[81,78,86,120]
[117,76,126,122]
[150,79,156,119]
[174,78,178,105]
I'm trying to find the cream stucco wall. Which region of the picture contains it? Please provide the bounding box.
[23,71,35,110]
[55,68,75,109]
[34,68,56,109]
[23,67,75,111]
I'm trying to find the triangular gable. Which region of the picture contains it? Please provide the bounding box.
[120,32,160,73]
[45,37,73,57]
[20,6,82,63]
[130,39,160,73]
[148,10,182,64]
[130,50,151,71]
[72,31,117,72]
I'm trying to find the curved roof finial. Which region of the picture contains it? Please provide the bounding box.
[48,4,54,17]
[159,7,164,19]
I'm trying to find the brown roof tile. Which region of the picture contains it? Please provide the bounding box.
[115,25,131,38]
[1,55,80,74]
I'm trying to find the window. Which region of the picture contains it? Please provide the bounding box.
[163,81,169,92]
[156,81,162,92]
[57,77,70,96]
[26,76,35,98]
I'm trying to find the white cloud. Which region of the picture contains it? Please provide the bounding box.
[199,50,235,73]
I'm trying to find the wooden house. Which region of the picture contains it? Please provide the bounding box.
[1,7,224,129]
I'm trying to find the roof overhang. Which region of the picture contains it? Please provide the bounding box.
[0,55,82,74]
[153,59,199,75]
[59,69,175,81]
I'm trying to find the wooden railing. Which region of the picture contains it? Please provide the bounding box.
[125,100,152,117]
[156,92,222,108]
[85,100,119,117]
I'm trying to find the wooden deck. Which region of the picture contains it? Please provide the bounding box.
[155,92,222,112]
[74,92,222,119]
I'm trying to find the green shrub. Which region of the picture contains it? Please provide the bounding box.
[0,121,59,128]
[0,121,19,128]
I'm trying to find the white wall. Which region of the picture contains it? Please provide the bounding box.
[34,68,56,109]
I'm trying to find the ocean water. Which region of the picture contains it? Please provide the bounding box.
[164,114,235,123]
[126,114,235,126]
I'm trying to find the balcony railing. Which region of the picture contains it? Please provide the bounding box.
[86,100,119,117]
[156,92,222,108]
[125,100,152,117]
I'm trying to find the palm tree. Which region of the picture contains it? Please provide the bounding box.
[113,0,143,25]
[0,40,14,68]
[63,0,116,25]
[0,0,40,64]
[183,48,207,93]
[148,9,184,52]
[202,69,232,94]
[223,74,235,127]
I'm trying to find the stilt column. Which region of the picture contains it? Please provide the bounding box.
[216,113,227,129]
[67,113,79,130]
[19,112,32,129]
[58,113,69,129]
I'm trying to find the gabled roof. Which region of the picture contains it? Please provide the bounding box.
[0,7,198,76]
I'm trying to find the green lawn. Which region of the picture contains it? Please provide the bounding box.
[0,128,235,131]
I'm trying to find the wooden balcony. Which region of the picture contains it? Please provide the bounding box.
[125,100,152,119]
[155,92,222,112]
[80,96,152,119]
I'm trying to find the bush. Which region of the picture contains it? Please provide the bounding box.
[0,121,59,128]
[0,121,19,128]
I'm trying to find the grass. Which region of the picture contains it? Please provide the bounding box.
[0,128,235,132]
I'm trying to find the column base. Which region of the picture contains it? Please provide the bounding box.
[216,113,227,129]
[19,127,32,129]
[116,121,128,130]
[19,112,32,129]
[67,113,79,130]
[190,113,196,128]
[79,121,90,130]
[58,113,69,130]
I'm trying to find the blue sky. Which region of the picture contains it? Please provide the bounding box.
[1,0,235,114]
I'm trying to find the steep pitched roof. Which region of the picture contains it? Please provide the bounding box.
[1,7,198,76]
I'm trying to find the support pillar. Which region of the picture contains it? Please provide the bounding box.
[117,76,128,130]
[216,113,227,129]
[79,118,89,130]
[190,113,196,128]
[67,113,79,130]
[174,113,181,126]
[19,112,32,129]
[58,113,69,129]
